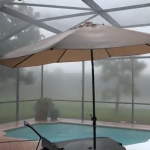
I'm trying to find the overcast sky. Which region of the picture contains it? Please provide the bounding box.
[16,0,150,74]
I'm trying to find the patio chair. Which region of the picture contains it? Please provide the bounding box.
[24,121,59,150]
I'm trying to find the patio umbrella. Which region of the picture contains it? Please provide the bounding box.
[1,22,150,149]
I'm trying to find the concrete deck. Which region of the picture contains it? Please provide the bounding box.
[0,118,150,150]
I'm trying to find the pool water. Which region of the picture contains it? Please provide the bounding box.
[5,123,150,145]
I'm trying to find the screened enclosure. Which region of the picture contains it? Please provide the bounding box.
[1,58,150,125]
[1,0,150,126]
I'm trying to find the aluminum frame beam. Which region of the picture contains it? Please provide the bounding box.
[131,57,134,124]
[81,61,85,122]
[0,6,62,34]
[123,23,150,28]
[103,55,150,60]
[9,2,92,11]
[1,1,150,46]
[10,1,150,29]
[82,0,121,27]
[16,68,19,121]
[40,12,95,22]
[41,65,43,98]
[9,2,150,12]
[104,3,150,12]
[1,99,150,105]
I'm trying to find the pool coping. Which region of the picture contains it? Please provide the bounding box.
[1,118,150,139]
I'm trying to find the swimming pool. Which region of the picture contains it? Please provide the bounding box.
[5,123,150,145]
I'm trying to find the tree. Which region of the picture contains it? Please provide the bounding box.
[95,59,146,113]
[0,66,35,91]
[0,2,43,55]
[0,2,44,93]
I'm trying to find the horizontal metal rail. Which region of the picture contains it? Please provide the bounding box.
[0,99,150,105]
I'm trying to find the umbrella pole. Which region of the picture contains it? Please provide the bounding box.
[90,49,97,150]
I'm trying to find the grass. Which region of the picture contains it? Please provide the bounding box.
[0,100,150,125]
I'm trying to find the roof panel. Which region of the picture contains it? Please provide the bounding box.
[8,5,92,20]
[94,0,150,9]
[12,0,90,8]
[44,15,94,31]
[108,7,150,26]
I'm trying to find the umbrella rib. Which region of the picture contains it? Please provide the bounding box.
[105,48,111,57]
[13,54,34,68]
[57,49,67,62]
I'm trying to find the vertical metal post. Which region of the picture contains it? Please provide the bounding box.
[81,61,85,122]
[131,57,134,125]
[90,49,96,150]
[41,65,44,98]
[16,68,19,122]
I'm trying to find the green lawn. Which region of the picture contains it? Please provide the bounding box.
[0,101,150,125]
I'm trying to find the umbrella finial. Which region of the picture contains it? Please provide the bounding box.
[71,22,97,30]
[84,22,97,27]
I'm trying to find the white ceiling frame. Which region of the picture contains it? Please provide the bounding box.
[9,2,150,13]
[82,0,121,27]
[40,12,95,22]
[0,14,97,44]
[1,1,150,46]
[0,6,62,34]
[9,2,92,11]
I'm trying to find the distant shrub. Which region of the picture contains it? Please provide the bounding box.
[35,98,53,121]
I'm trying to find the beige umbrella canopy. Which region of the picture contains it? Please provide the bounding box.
[1,22,150,149]
[0,22,150,68]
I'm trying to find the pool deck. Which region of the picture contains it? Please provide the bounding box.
[0,118,150,150]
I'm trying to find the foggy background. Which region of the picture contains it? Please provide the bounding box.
[1,0,150,124]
